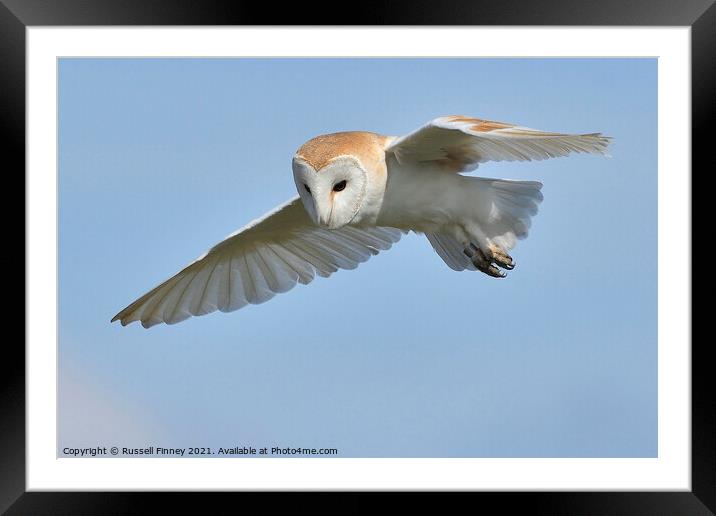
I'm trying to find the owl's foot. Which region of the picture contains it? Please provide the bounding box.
[487,244,515,270]
[463,243,510,278]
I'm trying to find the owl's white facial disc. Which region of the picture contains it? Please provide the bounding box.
[292,157,367,229]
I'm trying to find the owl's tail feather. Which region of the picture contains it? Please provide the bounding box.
[479,178,543,251]
[425,179,543,272]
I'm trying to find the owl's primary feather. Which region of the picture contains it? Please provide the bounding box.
[386,115,610,172]
[113,115,610,327]
[111,198,402,328]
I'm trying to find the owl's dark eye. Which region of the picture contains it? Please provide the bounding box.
[333,180,347,192]
[304,184,311,194]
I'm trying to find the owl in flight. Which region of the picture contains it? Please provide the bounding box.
[112,115,610,328]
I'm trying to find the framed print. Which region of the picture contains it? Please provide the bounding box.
[6,0,709,512]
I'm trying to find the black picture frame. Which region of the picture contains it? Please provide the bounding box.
[5,1,708,512]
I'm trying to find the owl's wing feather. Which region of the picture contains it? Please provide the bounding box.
[112,196,402,328]
[424,233,477,272]
[386,115,611,172]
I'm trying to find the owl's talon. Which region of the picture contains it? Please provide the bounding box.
[464,242,511,278]
[488,244,515,270]
[484,264,507,278]
[465,247,506,278]
[493,254,515,270]
[473,260,506,278]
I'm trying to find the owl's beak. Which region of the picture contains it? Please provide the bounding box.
[315,203,332,228]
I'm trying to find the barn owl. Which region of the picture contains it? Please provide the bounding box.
[112,115,610,328]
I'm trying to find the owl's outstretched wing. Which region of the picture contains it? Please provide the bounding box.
[385,115,611,173]
[112,196,402,328]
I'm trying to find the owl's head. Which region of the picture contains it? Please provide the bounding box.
[292,131,389,229]
[292,155,367,229]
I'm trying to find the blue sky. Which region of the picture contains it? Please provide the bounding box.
[58,58,657,457]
